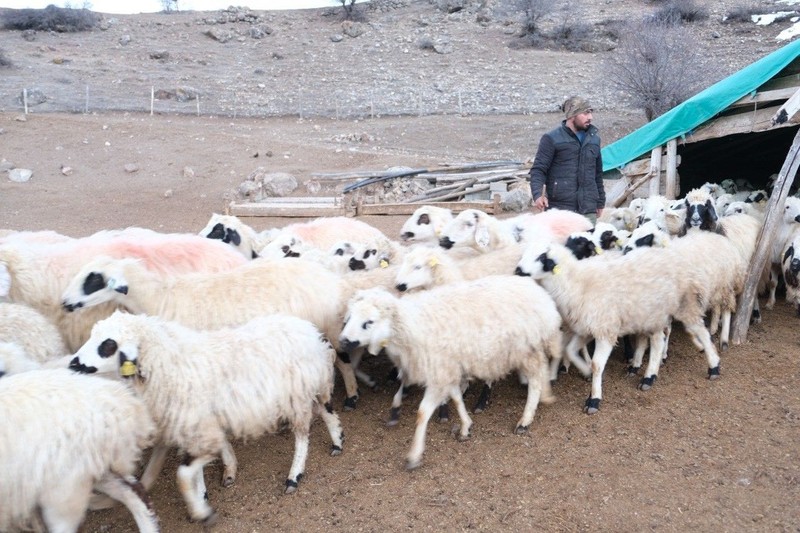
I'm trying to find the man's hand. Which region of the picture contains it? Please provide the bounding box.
[534,195,549,210]
[596,207,604,218]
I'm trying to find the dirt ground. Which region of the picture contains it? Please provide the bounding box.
[1,109,799,532]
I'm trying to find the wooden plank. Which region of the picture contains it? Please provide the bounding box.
[755,73,800,93]
[771,86,800,126]
[356,201,497,216]
[665,139,679,199]
[648,147,662,197]
[727,87,798,109]
[229,202,346,218]
[236,196,340,204]
[685,105,800,144]
[731,127,800,345]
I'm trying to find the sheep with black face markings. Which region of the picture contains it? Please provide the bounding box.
[0,368,158,533]
[70,311,344,523]
[399,205,454,245]
[339,277,560,470]
[781,229,800,315]
[515,241,722,413]
[199,213,274,259]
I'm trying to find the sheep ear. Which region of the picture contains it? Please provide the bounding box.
[225,228,241,246]
[784,245,794,264]
[705,200,718,222]
[475,221,491,249]
[106,277,128,295]
[418,213,431,225]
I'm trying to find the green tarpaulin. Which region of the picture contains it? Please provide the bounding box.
[601,38,800,173]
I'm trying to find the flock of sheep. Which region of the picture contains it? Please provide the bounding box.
[1,176,799,531]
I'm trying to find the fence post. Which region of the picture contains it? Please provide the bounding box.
[23,88,28,114]
[84,85,89,114]
[150,86,154,116]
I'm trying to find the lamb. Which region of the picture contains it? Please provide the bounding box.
[597,206,638,232]
[622,220,671,255]
[69,311,344,523]
[338,277,560,469]
[199,213,273,259]
[0,301,67,362]
[590,221,629,251]
[0,341,75,376]
[0,368,158,533]
[0,228,247,351]
[438,208,592,252]
[399,205,454,244]
[515,241,722,413]
[266,236,355,274]
[637,195,684,236]
[60,255,361,408]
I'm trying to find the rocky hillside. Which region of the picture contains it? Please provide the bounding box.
[0,0,794,120]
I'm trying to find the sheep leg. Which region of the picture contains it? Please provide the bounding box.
[708,305,721,335]
[683,321,721,379]
[94,474,159,533]
[334,354,360,410]
[449,384,473,441]
[719,309,732,352]
[515,359,545,434]
[285,425,311,495]
[473,382,492,413]
[315,401,344,456]
[406,388,446,470]
[220,439,238,488]
[627,335,649,376]
[565,334,591,377]
[350,348,377,390]
[139,444,170,491]
[176,454,216,523]
[584,338,614,415]
[766,264,779,309]
[40,478,94,533]
[639,331,667,391]
[387,380,407,426]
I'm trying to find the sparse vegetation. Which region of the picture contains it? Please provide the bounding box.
[649,0,709,25]
[724,4,766,23]
[337,0,367,21]
[606,20,713,121]
[1,5,98,32]
[0,49,12,68]
[160,0,180,14]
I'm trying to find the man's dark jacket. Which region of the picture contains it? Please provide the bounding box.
[529,121,604,215]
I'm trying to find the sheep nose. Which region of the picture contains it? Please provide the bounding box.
[791,258,800,273]
[349,257,366,271]
[396,283,407,292]
[439,237,454,249]
[339,338,360,353]
[400,232,414,241]
[514,266,529,277]
[68,356,96,374]
[62,301,82,312]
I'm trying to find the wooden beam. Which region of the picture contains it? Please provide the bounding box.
[755,73,800,93]
[648,147,662,197]
[665,139,679,199]
[771,86,800,126]
[355,201,498,216]
[731,127,800,345]
[229,201,346,218]
[727,86,798,110]
[685,105,800,144]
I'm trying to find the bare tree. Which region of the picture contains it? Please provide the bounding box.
[160,0,179,13]
[606,20,713,121]
[336,0,364,21]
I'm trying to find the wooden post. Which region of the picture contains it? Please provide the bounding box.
[85,85,89,114]
[648,146,661,197]
[665,138,678,199]
[196,94,200,117]
[731,127,800,344]
[23,88,28,114]
[150,87,154,116]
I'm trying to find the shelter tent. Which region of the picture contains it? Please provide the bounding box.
[602,38,800,206]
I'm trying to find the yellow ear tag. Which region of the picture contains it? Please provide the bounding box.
[380,339,389,348]
[552,264,562,276]
[379,259,389,269]
[435,229,442,237]
[120,360,137,377]
[428,257,439,267]
[595,246,603,255]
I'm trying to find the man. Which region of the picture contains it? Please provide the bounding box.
[529,96,605,223]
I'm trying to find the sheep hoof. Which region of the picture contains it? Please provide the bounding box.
[583,397,600,414]
[514,424,529,435]
[387,407,401,426]
[708,366,721,380]
[638,376,656,391]
[626,365,640,377]
[558,364,568,374]
[454,427,471,442]
[330,444,343,457]
[721,341,729,352]
[284,474,303,495]
[200,511,218,526]
[343,395,359,411]
[222,476,235,488]
[750,310,761,324]
[437,404,450,423]
[405,457,422,471]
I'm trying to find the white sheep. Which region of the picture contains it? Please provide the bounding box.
[622,220,672,255]
[259,216,389,259]
[597,206,638,232]
[60,255,361,408]
[515,241,722,413]
[0,341,75,376]
[394,243,525,292]
[0,368,158,533]
[628,197,647,214]
[0,228,247,351]
[338,276,561,470]
[399,205,454,244]
[781,229,800,314]
[439,208,592,252]
[638,195,684,236]
[766,196,800,309]
[199,213,273,259]
[0,301,67,362]
[70,311,344,522]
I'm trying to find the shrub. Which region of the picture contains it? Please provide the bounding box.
[650,0,709,26]
[724,4,766,23]
[337,0,367,21]
[606,20,716,121]
[0,49,12,68]
[1,5,98,32]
